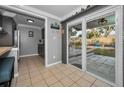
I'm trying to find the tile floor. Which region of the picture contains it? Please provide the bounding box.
[69,50,115,82]
[11,56,112,87]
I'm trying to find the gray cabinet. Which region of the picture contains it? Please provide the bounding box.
[38,44,45,57]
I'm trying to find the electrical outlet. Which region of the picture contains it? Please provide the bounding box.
[53,56,56,59]
[53,36,56,40]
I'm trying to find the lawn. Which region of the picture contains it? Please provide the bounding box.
[93,48,115,57]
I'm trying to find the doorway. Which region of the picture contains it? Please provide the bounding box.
[86,13,115,83]
[67,6,123,86]
[68,23,82,69]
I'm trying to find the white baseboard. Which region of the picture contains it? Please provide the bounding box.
[46,61,62,67]
[20,54,39,58]
[14,73,19,77]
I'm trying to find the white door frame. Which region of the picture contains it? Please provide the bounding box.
[67,5,123,87]
[66,18,83,71]
[83,5,123,87]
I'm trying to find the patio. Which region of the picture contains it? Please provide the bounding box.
[69,52,115,82]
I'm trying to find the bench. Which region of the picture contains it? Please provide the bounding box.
[0,57,15,87]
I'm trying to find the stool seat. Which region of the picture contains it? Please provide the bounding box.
[0,57,14,86]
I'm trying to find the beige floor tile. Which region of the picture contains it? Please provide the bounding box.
[83,74,96,83]
[57,66,67,71]
[91,84,97,87]
[62,69,72,75]
[28,67,38,72]
[17,77,31,84]
[15,56,112,87]
[66,66,77,72]
[60,77,74,87]
[37,64,44,68]
[31,75,44,84]
[50,68,60,74]
[29,69,38,73]
[16,82,31,87]
[68,73,81,82]
[71,83,80,87]
[29,71,41,78]
[32,79,48,87]
[38,66,46,71]
[93,80,111,87]
[17,74,30,82]
[73,70,85,77]
[45,76,58,86]
[64,64,72,68]
[19,66,28,71]
[40,69,50,74]
[19,65,27,69]
[65,64,75,68]
[16,79,31,87]
[56,63,66,67]
[11,78,17,87]
[42,71,53,79]
[54,72,66,80]
[47,65,57,70]
[76,78,92,87]
[19,69,29,75]
[50,82,63,87]
[58,64,71,69]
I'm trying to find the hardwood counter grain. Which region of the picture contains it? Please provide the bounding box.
[0,47,12,56]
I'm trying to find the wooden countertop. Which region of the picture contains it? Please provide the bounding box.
[0,47,12,56]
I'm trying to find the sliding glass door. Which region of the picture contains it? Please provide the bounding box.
[67,6,123,86]
[86,13,115,83]
[68,23,82,69]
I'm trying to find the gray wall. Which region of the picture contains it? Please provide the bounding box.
[18,17,62,66]
[47,17,61,65]
[0,6,62,67]
[18,25,42,56]
[121,5,124,86]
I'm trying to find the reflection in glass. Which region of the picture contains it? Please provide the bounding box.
[86,14,115,83]
[68,23,82,69]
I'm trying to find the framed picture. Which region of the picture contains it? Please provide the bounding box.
[28,31,34,37]
[50,22,60,30]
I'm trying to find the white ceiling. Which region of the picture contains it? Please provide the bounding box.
[27,5,82,19]
[14,14,44,27]
[0,9,45,28]
[0,5,86,28]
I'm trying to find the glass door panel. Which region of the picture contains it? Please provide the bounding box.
[86,14,115,83]
[68,23,82,69]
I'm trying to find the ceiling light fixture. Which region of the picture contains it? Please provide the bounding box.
[27,19,34,23]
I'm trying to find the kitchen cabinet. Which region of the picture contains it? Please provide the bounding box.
[38,44,45,57]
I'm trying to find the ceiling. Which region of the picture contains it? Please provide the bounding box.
[27,5,82,19]
[0,5,85,28]
[0,9,45,28]
[14,14,44,27]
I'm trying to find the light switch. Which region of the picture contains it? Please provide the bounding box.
[53,56,56,59]
[53,36,56,40]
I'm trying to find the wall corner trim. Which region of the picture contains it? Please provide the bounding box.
[19,54,39,58]
[46,61,62,67]
[14,73,19,77]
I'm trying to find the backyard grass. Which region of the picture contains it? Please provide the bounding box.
[93,48,115,57]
